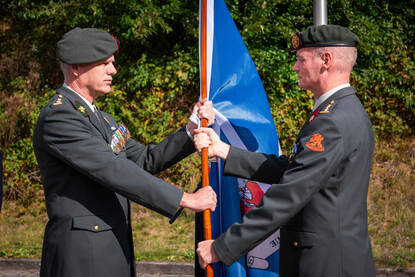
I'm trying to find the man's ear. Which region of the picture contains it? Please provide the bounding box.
[69,64,79,77]
[322,51,333,68]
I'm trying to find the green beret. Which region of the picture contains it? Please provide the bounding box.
[56,27,119,64]
[290,25,359,50]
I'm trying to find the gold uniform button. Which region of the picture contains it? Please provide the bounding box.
[293,241,299,247]
[93,225,99,231]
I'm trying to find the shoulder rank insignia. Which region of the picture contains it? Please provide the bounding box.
[305,133,325,152]
[53,94,63,106]
[111,123,131,154]
[103,116,110,124]
[75,100,89,117]
[320,100,335,114]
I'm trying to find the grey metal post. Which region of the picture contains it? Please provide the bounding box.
[0,150,2,212]
[313,0,327,25]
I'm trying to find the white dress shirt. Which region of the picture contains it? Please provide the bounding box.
[313,83,350,112]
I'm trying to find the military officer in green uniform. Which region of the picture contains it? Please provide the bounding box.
[194,25,376,277]
[33,27,217,277]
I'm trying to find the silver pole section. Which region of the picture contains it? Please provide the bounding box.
[313,0,327,26]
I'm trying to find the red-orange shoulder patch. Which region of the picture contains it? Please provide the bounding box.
[305,133,325,152]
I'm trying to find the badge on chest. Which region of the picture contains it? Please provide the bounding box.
[110,123,130,154]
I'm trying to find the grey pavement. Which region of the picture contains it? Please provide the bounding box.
[1,258,414,277]
[0,259,193,277]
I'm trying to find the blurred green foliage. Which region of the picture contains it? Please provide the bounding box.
[0,0,414,202]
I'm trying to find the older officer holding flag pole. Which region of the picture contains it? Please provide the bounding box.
[195,24,376,277]
[33,27,217,277]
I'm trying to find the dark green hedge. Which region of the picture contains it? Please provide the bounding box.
[0,0,414,201]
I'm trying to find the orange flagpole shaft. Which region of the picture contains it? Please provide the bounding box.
[201,0,214,276]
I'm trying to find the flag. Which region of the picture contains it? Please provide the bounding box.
[198,0,281,276]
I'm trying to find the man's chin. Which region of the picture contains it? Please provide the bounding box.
[103,86,112,94]
[94,88,112,98]
[297,82,308,90]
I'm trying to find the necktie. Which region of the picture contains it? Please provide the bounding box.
[92,104,101,121]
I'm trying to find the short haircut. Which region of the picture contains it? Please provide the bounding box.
[313,47,357,73]
[59,61,69,81]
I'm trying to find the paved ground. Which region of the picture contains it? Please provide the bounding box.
[0,272,192,277]
[0,259,193,277]
[0,259,414,277]
[0,270,193,277]
[0,270,39,277]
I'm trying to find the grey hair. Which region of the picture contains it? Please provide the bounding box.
[59,61,69,81]
[313,47,357,73]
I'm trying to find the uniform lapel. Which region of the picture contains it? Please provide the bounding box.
[95,108,112,142]
[57,86,111,143]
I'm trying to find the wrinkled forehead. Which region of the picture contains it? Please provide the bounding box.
[295,47,315,58]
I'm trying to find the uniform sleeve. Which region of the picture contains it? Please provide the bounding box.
[223,146,289,184]
[124,126,196,174]
[36,105,185,218]
[213,115,345,265]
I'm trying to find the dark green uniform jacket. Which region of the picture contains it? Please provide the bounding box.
[213,87,376,277]
[33,86,195,277]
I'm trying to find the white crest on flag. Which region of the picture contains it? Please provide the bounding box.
[213,107,280,270]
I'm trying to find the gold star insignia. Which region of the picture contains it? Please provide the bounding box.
[75,100,89,117]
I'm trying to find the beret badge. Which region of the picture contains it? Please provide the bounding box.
[290,33,302,50]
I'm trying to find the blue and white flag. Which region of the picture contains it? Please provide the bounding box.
[199,0,281,276]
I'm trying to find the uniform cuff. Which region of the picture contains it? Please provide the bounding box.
[185,124,194,140]
[213,234,239,266]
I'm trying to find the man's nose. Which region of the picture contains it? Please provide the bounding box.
[292,62,299,72]
[109,64,117,75]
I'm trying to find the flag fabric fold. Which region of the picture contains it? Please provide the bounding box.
[198,0,281,276]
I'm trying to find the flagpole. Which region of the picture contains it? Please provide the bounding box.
[313,0,327,25]
[200,0,214,276]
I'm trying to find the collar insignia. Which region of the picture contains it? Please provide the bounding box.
[305,133,325,152]
[75,100,89,117]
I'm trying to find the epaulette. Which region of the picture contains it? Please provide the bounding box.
[320,100,336,114]
[52,94,63,106]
